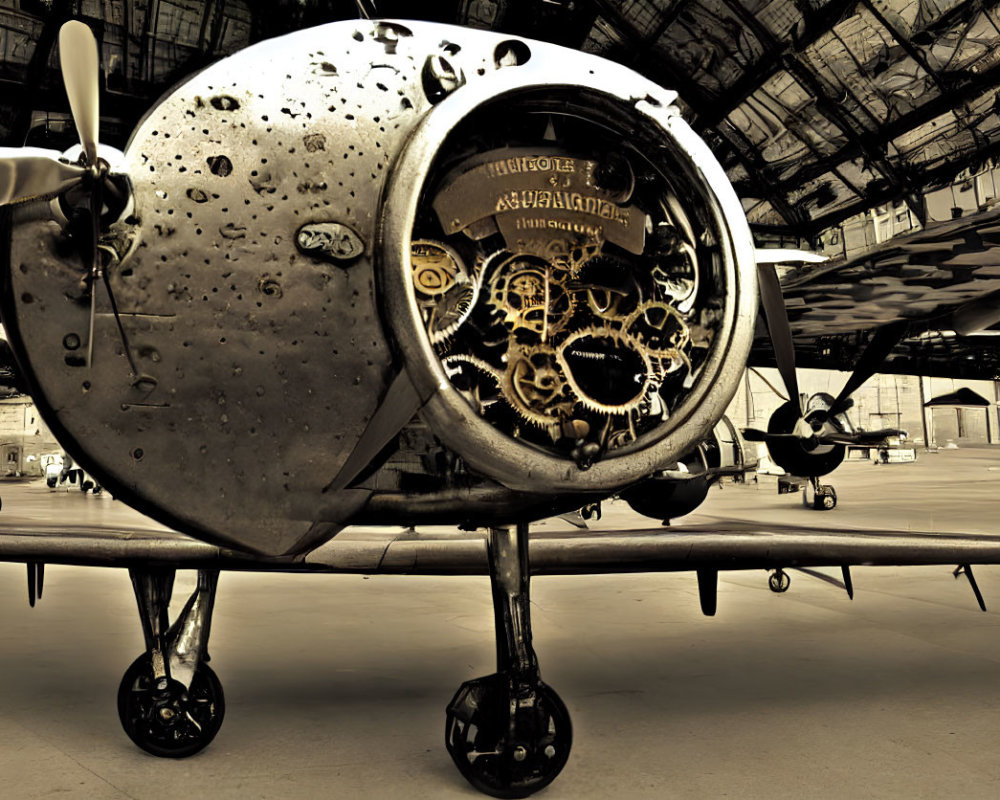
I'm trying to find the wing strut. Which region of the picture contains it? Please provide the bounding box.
[697,569,718,616]
[842,565,854,600]
[953,564,987,612]
[828,321,909,417]
[26,561,44,607]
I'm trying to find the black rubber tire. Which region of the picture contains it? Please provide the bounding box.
[445,674,572,798]
[769,570,791,593]
[117,653,225,758]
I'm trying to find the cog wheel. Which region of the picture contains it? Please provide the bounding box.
[501,345,575,429]
[556,326,653,415]
[541,237,602,277]
[624,301,691,365]
[428,280,479,345]
[649,348,692,378]
[487,255,575,337]
[442,354,504,387]
[411,239,466,297]
[412,239,481,344]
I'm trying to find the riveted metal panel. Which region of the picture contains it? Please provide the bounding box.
[4,21,444,555]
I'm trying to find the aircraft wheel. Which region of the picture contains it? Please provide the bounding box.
[768,569,790,593]
[806,484,837,510]
[117,654,225,758]
[445,674,572,798]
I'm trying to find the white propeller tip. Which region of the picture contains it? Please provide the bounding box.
[754,248,828,264]
[58,21,100,167]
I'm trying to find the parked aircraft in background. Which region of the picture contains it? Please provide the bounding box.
[2,4,1000,796]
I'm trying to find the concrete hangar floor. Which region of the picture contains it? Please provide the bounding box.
[2,449,1000,799]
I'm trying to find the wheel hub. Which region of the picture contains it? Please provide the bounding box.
[446,674,571,798]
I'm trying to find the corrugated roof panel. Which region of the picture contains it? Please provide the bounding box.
[746,0,804,41]
[786,172,863,218]
[653,0,767,94]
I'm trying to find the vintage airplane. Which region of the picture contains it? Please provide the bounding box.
[2,5,1000,797]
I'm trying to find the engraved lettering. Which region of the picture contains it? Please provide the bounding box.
[513,216,604,239]
[494,190,631,228]
[484,155,578,179]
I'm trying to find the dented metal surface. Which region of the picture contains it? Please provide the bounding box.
[6,20,432,555]
[295,221,365,264]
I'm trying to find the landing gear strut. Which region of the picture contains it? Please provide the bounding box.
[119,568,224,758]
[445,524,572,798]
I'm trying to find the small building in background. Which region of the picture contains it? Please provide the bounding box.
[0,395,61,477]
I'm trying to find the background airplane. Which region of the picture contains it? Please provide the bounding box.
[1,2,1000,797]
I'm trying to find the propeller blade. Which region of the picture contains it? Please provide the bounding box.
[59,21,100,166]
[818,428,906,447]
[742,428,800,442]
[753,248,827,264]
[828,321,908,416]
[742,428,768,442]
[0,148,85,205]
[756,262,801,412]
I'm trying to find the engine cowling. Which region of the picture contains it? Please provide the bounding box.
[379,27,757,495]
[0,20,755,556]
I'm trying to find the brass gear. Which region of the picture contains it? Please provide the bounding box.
[541,238,602,277]
[500,344,575,429]
[412,239,479,344]
[556,326,653,416]
[442,354,503,386]
[487,255,576,337]
[411,239,466,297]
[428,281,479,345]
[624,301,692,373]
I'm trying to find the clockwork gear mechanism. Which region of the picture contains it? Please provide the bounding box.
[405,95,737,470]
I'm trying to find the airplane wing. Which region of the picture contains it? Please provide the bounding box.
[747,204,1000,380]
[2,511,998,575]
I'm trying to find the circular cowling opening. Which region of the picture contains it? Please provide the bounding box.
[380,75,755,494]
